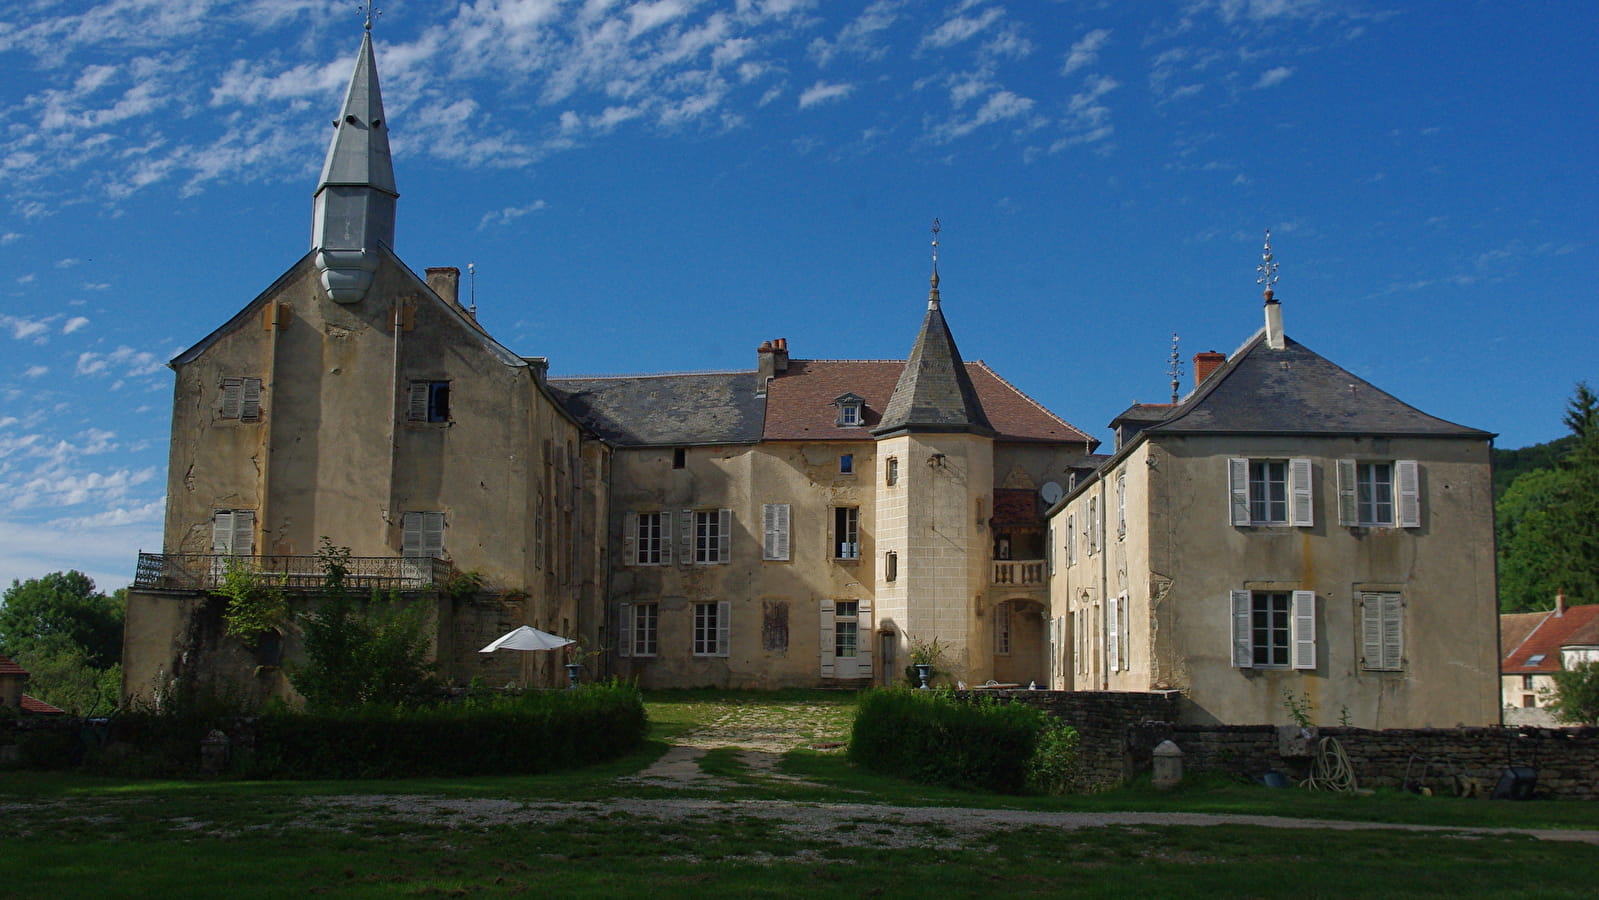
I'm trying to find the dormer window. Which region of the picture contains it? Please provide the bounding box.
[833,393,866,427]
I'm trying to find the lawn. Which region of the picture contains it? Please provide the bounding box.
[2,690,1597,898]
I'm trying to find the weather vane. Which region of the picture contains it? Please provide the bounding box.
[930,218,941,271]
[1256,228,1279,297]
[359,3,381,31]
[1168,332,1183,404]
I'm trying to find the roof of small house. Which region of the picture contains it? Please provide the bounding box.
[1502,604,1599,674]
[20,694,66,715]
[0,654,27,677]
[1137,331,1491,438]
[548,371,766,447]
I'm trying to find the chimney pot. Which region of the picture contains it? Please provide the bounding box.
[1557,589,1568,616]
[425,266,461,309]
[1193,351,1226,389]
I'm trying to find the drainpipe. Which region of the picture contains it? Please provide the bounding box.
[388,298,403,547]
[1099,477,1110,690]
[260,301,282,557]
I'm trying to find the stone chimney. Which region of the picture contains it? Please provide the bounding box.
[1263,289,1285,350]
[757,337,790,386]
[1556,589,1568,617]
[1193,351,1226,389]
[426,267,461,309]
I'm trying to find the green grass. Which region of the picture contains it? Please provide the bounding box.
[2,690,1598,898]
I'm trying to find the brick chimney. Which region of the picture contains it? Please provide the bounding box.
[426,267,461,309]
[1556,589,1568,617]
[757,337,790,388]
[1193,351,1226,389]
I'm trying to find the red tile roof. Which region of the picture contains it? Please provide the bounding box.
[20,694,66,716]
[1502,604,1599,674]
[763,359,1096,446]
[0,654,27,676]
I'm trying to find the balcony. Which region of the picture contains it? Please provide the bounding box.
[991,559,1046,586]
[133,553,451,593]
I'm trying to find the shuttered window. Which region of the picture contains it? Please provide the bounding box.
[762,503,790,561]
[693,600,731,657]
[1230,458,1313,526]
[690,509,732,564]
[220,377,263,421]
[1231,589,1316,670]
[1337,459,1421,528]
[1360,591,1403,671]
[211,509,255,556]
[1106,595,1119,671]
[401,511,446,558]
[407,380,450,423]
[618,602,658,658]
[625,511,670,565]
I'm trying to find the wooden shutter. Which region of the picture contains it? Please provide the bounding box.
[240,378,262,421]
[1116,473,1126,538]
[1066,515,1076,565]
[763,503,790,561]
[1289,458,1314,527]
[679,509,693,565]
[1362,591,1403,670]
[402,512,424,557]
[716,600,731,657]
[1336,459,1358,526]
[618,603,633,658]
[220,377,243,419]
[717,508,732,564]
[659,511,673,565]
[1382,592,1403,670]
[1291,590,1316,670]
[212,510,234,554]
[422,512,445,558]
[407,382,429,422]
[1231,590,1252,668]
[857,598,873,676]
[818,600,835,677]
[1047,525,1055,574]
[623,512,638,565]
[1228,458,1251,525]
[1106,594,1120,672]
[1396,460,1421,528]
[1360,592,1382,669]
[1120,593,1131,672]
[233,510,255,556]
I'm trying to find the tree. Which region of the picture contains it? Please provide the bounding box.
[0,572,125,668]
[1497,383,1599,611]
[1547,662,1599,725]
[1562,380,1598,442]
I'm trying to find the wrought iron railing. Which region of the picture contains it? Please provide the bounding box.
[991,559,1046,586]
[133,553,451,592]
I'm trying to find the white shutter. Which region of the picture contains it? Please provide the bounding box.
[421,512,445,558]
[1360,592,1382,669]
[618,603,633,658]
[717,508,732,564]
[1231,590,1253,668]
[857,598,873,676]
[1120,593,1131,671]
[679,509,693,565]
[818,600,835,677]
[407,382,429,422]
[716,600,731,657]
[402,512,423,557]
[1106,594,1120,673]
[1087,496,1098,553]
[1047,525,1055,574]
[212,510,234,554]
[1337,459,1358,526]
[220,377,242,419]
[763,503,790,561]
[1051,616,1063,685]
[624,512,638,565]
[233,510,255,556]
[1228,458,1250,525]
[658,511,672,565]
[1291,590,1316,670]
[240,378,262,421]
[1289,458,1314,527]
[1396,460,1421,528]
[1066,515,1076,565]
[1382,593,1404,669]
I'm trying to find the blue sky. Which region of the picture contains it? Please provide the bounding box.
[1,0,1595,591]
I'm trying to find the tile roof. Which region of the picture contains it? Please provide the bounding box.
[873,300,993,437]
[1502,604,1599,674]
[1143,331,1492,438]
[549,371,766,447]
[20,694,66,715]
[0,654,26,676]
[763,359,1096,446]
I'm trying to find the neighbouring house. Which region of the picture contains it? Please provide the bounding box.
[0,654,67,716]
[1046,269,1501,727]
[1501,592,1599,725]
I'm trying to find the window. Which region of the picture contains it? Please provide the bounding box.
[402,511,446,558]
[1337,459,1420,527]
[1522,674,1535,690]
[819,598,872,677]
[407,380,450,423]
[1116,473,1127,539]
[886,457,899,486]
[833,507,860,559]
[1229,458,1313,526]
[839,453,854,475]
[840,405,860,426]
[1359,591,1403,671]
[834,600,860,658]
[762,503,790,561]
[693,600,730,657]
[994,601,1011,655]
[834,393,866,427]
[672,448,686,469]
[220,376,262,421]
[1231,590,1316,669]
[211,509,255,556]
[688,509,731,564]
[626,511,670,565]
[1107,593,1129,672]
[884,550,898,582]
[618,602,658,657]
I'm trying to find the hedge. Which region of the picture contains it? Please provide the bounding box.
[847,688,1046,794]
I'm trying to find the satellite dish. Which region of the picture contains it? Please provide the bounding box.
[1040,481,1063,505]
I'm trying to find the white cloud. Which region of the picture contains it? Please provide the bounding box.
[62,316,90,334]
[922,6,1004,51]
[1254,66,1294,89]
[930,90,1035,143]
[22,366,48,379]
[1062,28,1110,75]
[2,314,56,343]
[75,346,164,378]
[798,81,854,109]
[809,0,901,67]
[16,274,36,285]
[0,233,21,245]
[478,201,550,230]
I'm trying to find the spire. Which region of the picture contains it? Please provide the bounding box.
[873,222,994,438]
[312,28,398,303]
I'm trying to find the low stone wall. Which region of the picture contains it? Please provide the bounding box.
[1127,722,1599,800]
[967,690,1180,790]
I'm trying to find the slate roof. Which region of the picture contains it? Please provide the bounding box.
[1502,604,1599,674]
[762,359,1095,446]
[317,31,397,197]
[549,371,766,447]
[873,296,994,437]
[1140,331,1491,438]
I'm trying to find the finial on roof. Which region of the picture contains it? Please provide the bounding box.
[360,3,381,32]
[928,217,942,309]
[1256,228,1279,304]
[1169,332,1183,404]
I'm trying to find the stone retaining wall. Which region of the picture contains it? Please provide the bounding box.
[964,690,1180,790]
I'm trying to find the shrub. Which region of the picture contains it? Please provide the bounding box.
[1024,717,1082,795]
[848,688,1045,794]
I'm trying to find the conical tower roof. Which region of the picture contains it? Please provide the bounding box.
[316,31,396,197]
[872,271,994,437]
